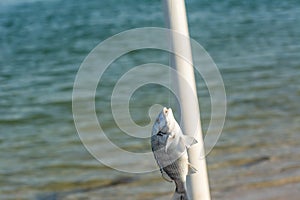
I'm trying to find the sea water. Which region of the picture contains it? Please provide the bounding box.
[0,0,299,199]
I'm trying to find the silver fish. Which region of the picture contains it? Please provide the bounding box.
[151,107,197,200]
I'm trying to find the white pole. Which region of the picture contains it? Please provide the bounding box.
[163,0,211,199]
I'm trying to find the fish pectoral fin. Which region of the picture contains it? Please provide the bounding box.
[160,169,173,182]
[187,163,198,174]
[181,135,198,148]
[164,135,172,153]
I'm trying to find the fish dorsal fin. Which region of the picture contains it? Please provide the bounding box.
[160,168,172,182]
[181,135,197,148]
[188,163,198,174]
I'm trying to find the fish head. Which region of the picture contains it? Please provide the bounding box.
[152,107,176,137]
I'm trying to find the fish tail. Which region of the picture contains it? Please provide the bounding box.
[172,181,189,200]
[172,190,189,200]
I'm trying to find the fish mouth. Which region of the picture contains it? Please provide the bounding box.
[163,107,171,116]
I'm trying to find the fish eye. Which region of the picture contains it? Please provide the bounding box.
[157,131,165,136]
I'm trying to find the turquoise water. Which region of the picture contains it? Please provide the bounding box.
[1,0,300,199]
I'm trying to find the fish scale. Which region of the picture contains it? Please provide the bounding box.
[163,155,188,193]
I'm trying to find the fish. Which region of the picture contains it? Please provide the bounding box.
[151,107,197,200]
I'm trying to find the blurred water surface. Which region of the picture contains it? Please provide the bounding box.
[0,0,299,199]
